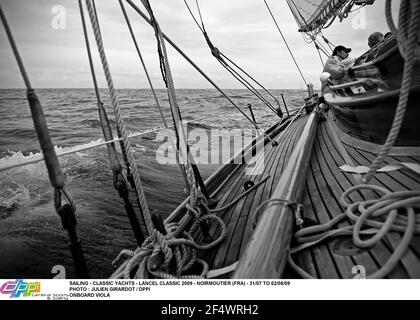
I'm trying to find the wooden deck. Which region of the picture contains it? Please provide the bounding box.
[200,115,309,271]
[290,115,420,279]
[171,108,419,279]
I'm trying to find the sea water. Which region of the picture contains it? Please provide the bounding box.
[0,88,304,278]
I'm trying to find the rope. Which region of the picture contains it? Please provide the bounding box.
[79,0,148,245]
[289,185,420,279]
[210,175,270,214]
[364,0,420,183]
[112,201,227,279]
[78,0,101,104]
[85,0,153,236]
[183,0,284,118]
[118,0,190,191]
[125,0,279,146]
[219,53,283,114]
[264,0,308,86]
[108,0,228,279]
[315,43,325,67]
[1,3,89,277]
[0,113,221,173]
[215,57,279,115]
[141,0,199,204]
[0,4,31,90]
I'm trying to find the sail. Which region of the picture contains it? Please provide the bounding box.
[286,0,351,32]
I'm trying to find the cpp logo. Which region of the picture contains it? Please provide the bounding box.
[0,280,41,298]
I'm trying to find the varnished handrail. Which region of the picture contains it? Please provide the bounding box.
[234,110,319,278]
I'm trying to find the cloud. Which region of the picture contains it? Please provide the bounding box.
[0,0,399,89]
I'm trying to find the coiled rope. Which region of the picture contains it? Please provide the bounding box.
[289,185,420,279]
[85,0,153,236]
[111,196,226,279]
[288,0,420,279]
[364,0,420,183]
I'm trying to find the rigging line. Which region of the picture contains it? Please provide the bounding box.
[0,2,89,277]
[195,0,206,31]
[90,0,130,166]
[125,0,278,146]
[320,32,335,50]
[216,54,275,109]
[315,43,325,67]
[119,0,166,127]
[119,0,191,191]
[0,112,223,173]
[316,38,331,55]
[264,0,308,86]
[90,0,134,192]
[78,0,101,104]
[85,0,153,235]
[217,55,279,115]
[215,51,280,116]
[80,0,146,246]
[314,38,330,57]
[141,0,214,209]
[0,5,31,89]
[184,0,282,116]
[183,0,204,33]
[219,52,283,109]
[217,58,279,115]
[322,15,337,30]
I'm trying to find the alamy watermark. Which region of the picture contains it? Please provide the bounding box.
[155,122,266,176]
[51,5,66,30]
[352,265,366,279]
[351,7,367,30]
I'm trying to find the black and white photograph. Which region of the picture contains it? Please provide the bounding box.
[0,0,419,302]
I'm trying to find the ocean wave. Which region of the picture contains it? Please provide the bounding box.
[80,118,116,128]
[187,122,215,130]
[0,183,30,219]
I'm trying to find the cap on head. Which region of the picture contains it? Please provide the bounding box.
[333,45,352,56]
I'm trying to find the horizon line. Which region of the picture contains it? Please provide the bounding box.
[0,87,306,90]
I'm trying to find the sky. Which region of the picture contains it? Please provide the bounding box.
[0,0,400,89]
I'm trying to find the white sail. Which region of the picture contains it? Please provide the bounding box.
[286,0,351,32]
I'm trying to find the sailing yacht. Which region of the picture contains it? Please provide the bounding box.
[0,0,418,280]
[111,0,420,279]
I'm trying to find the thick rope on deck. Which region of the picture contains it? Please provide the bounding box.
[111,197,226,279]
[287,0,420,280]
[364,0,420,183]
[85,0,153,236]
[289,185,420,279]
